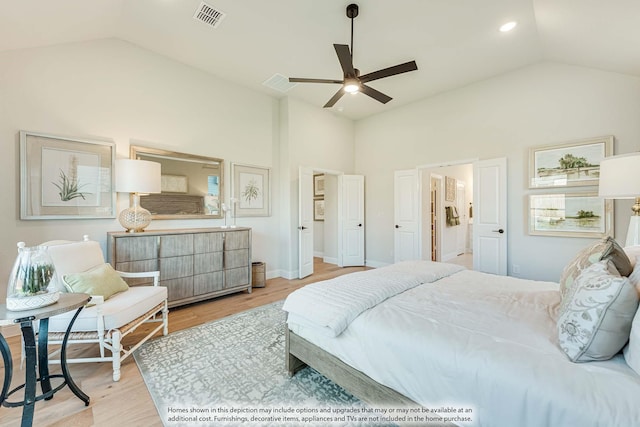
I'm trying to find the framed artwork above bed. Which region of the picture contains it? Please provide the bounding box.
[528,136,613,188]
[528,192,613,238]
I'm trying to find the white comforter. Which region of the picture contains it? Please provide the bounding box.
[287,265,640,427]
[282,261,464,337]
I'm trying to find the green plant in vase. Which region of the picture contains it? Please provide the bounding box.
[17,263,55,296]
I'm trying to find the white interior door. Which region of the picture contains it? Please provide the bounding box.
[473,158,507,275]
[339,175,365,267]
[298,167,314,278]
[394,169,420,262]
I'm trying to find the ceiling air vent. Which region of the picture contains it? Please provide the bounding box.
[193,2,226,29]
[263,73,298,93]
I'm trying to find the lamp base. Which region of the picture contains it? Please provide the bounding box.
[626,215,640,247]
[118,193,152,233]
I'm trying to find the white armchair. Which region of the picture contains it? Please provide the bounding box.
[33,235,168,381]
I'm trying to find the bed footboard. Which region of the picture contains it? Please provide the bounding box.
[285,328,418,407]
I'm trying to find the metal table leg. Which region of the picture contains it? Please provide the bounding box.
[60,307,89,405]
[20,320,37,427]
[0,332,12,406]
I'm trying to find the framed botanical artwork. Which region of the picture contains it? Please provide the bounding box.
[20,131,116,219]
[528,193,613,238]
[314,199,325,221]
[231,163,271,217]
[445,176,456,202]
[529,136,613,188]
[314,174,325,197]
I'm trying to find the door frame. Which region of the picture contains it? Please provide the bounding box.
[297,166,347,278]
[417,158,478,267]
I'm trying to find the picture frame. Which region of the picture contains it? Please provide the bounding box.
[20,131,116,220]
[445,176,456,202]
[528,192,613,238]
[314,174,325,197]
[231,163,271,217]
[529,136,613,188]
[160,174,188,193]
[314,199,325,221]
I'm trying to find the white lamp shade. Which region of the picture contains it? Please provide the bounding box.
[598,153,640,198]
[115,159,161,193]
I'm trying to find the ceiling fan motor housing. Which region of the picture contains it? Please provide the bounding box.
[346,4,359,19]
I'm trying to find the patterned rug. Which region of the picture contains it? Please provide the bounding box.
[134,301,395,426]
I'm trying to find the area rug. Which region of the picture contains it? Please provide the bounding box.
[134,301,397,426]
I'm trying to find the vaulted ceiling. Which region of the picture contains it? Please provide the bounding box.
[2,0,639,120]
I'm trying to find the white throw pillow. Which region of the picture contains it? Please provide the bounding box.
[627,256,640,294]
[558,260,639,362]
[623,308,640,375]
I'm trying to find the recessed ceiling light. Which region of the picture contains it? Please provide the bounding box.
[499,21,517,32]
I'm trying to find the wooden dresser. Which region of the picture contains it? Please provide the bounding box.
[107,227,252,308]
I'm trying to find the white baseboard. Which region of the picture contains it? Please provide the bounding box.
[313,251,324,258]
[323,257,338,265]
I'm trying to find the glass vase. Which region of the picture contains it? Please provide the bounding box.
[6,243,60,311]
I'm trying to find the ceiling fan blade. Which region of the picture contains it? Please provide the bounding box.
[324,88,346,108]
[334,44,356,76]
[289,77,343,84]
[360,84,392,104]
[359,60,418,83]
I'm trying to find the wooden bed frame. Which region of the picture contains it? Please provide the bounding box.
[286,328,417,406]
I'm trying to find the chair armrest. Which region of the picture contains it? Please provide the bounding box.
[116,270,160,286]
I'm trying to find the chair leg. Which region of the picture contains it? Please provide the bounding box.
[162,302,169,336]
[111,331,122,382]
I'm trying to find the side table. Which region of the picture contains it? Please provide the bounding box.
[0,293,91,427]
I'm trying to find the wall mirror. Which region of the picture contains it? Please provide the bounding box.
[130,145,224,219]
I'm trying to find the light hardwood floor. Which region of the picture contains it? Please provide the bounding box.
[0,259,369,427]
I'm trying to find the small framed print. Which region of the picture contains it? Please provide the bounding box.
[445,176,456,202]
[314,199,325,221]
[20,131,116,219]
[231,163,271,217]
[314,174,325,197]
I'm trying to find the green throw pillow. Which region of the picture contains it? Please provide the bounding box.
[559,236,633,300]
[63,264,129,300]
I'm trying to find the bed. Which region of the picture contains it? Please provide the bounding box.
[282,254,640,427]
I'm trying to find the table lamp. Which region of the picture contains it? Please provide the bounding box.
[115,159,161,232]
[598,152,640,246]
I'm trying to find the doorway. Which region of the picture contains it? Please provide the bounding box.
[420,163,473,267]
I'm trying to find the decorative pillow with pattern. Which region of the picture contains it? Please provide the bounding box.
[623,308,640,376]
[558,260,639,362]
[559,236,633,300]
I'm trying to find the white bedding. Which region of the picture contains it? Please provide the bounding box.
[283,261,464,337]
[287,267,640,427]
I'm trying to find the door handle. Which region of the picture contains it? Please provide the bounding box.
[358,224,362,227]
[298,226,307,230]
[492,229,505,234]
[395,225,401,229]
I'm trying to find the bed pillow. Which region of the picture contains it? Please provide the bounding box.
[63,263,129,300]
[559,237,633,300]
[558,260,638,362]
[623,308,640,375]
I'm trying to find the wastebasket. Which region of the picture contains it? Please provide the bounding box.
[252,262,266,288]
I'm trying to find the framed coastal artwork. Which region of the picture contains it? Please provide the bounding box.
[20,131,116,219]
[528,193,613,238]
[314,199,325,221]
[528,136,613,188]
[231,163,271,217]
[445,176,457,201]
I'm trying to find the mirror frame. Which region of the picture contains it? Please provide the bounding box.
[129,145,224,220]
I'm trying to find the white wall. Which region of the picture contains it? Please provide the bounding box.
[0,38,280,300]
[355,62,640,281]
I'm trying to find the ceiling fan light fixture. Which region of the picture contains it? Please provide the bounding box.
[343,78,360,93]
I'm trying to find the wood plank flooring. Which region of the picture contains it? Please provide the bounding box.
[0,259,369,427]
